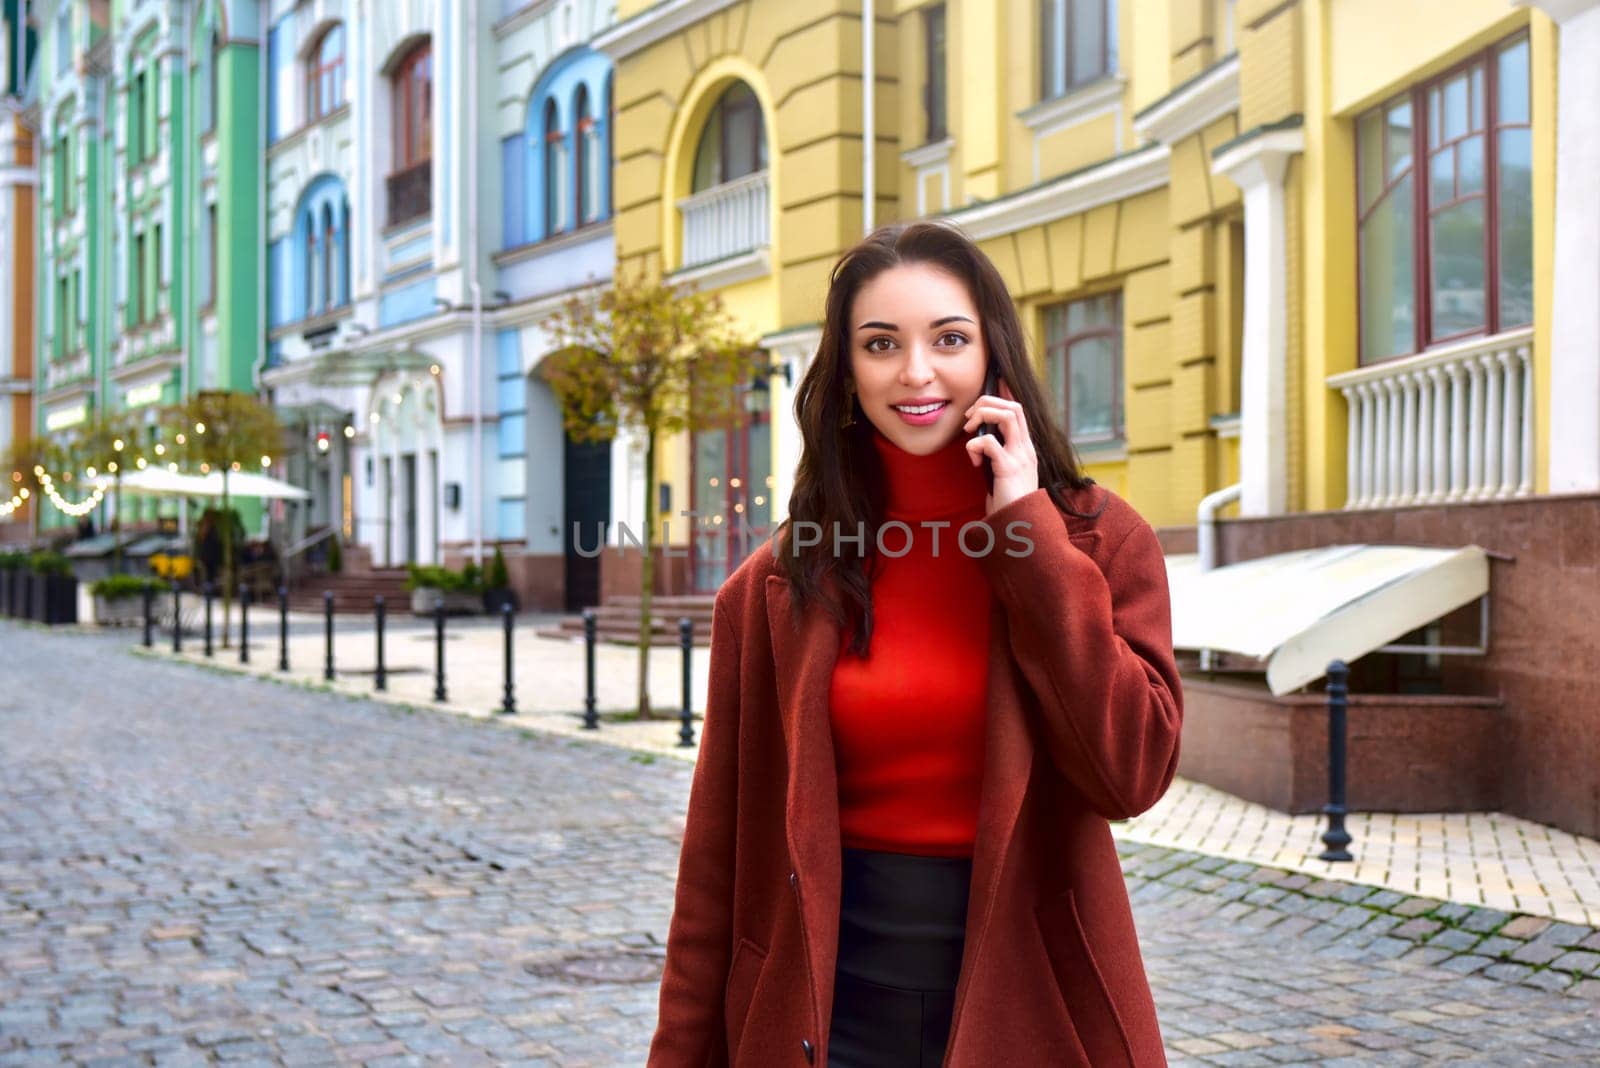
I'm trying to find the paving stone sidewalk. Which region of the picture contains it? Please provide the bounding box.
[2,621,1597,1066]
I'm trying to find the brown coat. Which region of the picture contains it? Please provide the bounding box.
[647,484,1184,1067]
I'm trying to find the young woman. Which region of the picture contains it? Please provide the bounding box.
[647,221,1182,1068]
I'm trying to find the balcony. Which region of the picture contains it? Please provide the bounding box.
[678,170,769,271]
[386,161,432,229]
[1329,327,1534,509]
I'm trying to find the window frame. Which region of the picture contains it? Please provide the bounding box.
[1355,31,1532,366]
[391,41,432,172]
[691,82,766,192]
[1043,291,1124,448]
[306,24,344,124]
[575,85,598,226]
[1039,0,1117,103]
[543,97,567,234]
[923,4,947,145]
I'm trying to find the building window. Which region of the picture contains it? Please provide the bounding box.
[204,28,220,132]
[576,86,601,226]
[322,204,337,310]
[1039,0,1117,101]
[131,231,145,324]
[1357,33,1532,364]
[387,40,432,226]
[307,23,344,122]
[1044,293,1123,446]
[129,69,145,165]
[202,203,217,307]
[56,4,70,75]
[691,81,766,192]
[543,97,567,234]
[53,127,72,218]
[296,178,351,318]
[923,4,947,144]
[55,275,68,356]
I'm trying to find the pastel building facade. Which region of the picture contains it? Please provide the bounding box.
[27,0,262,529]
[1,0,36,536]
[262,0,619,610]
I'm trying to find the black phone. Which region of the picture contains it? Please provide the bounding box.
[975,364,1004,444]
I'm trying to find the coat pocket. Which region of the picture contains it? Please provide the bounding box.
[1035,888,1136,1068]
[723,936,768,1059]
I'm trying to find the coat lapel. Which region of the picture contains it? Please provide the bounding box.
[763,573,1039,1059]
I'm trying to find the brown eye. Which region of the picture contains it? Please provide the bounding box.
[865,336,895,353]
[936,331,968,347]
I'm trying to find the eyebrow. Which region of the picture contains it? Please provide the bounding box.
[855,315,976,331]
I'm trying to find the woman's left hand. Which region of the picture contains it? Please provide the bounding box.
[963,378,1040,516]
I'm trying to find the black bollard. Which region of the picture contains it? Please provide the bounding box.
[678,617,696,747]
[499,602,516,715]
[374,595,386,691]
[433,597,447,702]
[172,579,182,653]
[323,590,335,681]
[239,585,251,664]
[142,583,154,647]
[581,608,598,729]
[203,582,215,657]
[1319,659,1354,862]
[278,587,289,671]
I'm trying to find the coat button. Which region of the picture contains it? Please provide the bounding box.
[789,871,799,890]
[801,1038,815,1063]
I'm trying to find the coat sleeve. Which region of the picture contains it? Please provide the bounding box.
[977,488,1183,821]
[647,593,740,1068]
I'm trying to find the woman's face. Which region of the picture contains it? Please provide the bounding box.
[847,262,988,456]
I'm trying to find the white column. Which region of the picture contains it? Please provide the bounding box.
[419,446,437,566]
[1212,125,1303,517]
[759,326,822,532]
[1520,0,1600,491]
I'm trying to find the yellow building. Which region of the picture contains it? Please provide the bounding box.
[600,0,1587,560]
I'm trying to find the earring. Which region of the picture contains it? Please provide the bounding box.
[840,383,857,428]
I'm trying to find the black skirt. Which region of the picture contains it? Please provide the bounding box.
[827,846,974,1068]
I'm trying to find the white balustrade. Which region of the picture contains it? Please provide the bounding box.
[1330,327,1535,509]
[677,170,770,270]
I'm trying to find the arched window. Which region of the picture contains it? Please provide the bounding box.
[307,24,344,122]
[691,82,766,192]
[304,209,321,315]
[321,203,336,310]
[543,98,566,234]
[393,41,431,167]
[296,176,351,319]
[575,85,600,226]
[388,40,432,225]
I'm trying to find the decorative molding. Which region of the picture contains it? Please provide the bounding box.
[1514,0,1600,23]
[592,0,740,60]
[666,247,771,292]
[1017,75,1126,136]
[1132,54,1239,146]
[493,219,615,266]
[1211,117,1305,189]
[942,143,1169,241]
[1208,413,1241,440]
[900,137,954,169]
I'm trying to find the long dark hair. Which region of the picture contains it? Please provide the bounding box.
[775,220,1104,656]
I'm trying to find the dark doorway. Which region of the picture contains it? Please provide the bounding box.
[563,434,612,612]
[401,453,418,564]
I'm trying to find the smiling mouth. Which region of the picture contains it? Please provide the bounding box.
[891,401,950,415]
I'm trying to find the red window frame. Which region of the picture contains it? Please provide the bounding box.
[1044,292,1124,447]
[306,24,344,122]
[392,42,432,171]
[1355,31,1532,365]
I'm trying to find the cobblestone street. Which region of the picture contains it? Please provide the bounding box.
[2,622,1597,1066]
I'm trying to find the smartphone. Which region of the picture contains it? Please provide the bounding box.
[975,364,1004,444]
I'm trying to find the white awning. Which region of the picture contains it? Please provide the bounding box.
[1164,544,1490,696]
[109,468,311,500]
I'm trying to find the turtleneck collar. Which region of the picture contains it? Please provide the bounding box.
[870,426,990,520]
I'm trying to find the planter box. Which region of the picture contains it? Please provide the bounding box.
[93,595,148,627]
[410,588,482,616]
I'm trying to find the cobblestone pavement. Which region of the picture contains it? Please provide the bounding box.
[1,623,1597,1066]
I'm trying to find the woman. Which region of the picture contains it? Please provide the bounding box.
[647,222,1182,1068]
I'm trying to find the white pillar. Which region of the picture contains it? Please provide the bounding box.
[758,325,821,531]
[1521,0,1600,491]
[1212,124,1303,517]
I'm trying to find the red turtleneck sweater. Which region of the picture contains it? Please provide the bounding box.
[828,427,993,858]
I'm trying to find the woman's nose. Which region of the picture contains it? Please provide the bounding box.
[898,342,935,385]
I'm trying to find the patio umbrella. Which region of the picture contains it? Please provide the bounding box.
[114,468,310,500]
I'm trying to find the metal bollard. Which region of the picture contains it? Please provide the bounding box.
[239,585,251,664]
[1319,659,1354,862]
[172,579,182,653]
[581,608,598,729]
[142,583,154,647]
[203,582,215,657]
[374,595,387,691]
[499,602,516,715]
[433,597,447,702]
[678,617,697,747]
[278,587,289,672]
[323,590,335,681]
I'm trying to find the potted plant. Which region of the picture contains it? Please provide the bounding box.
[0,551,23,619]
[27,551,78,625]
[91,574,162,627]
[405,562,484,615]
[482,545,519,615]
